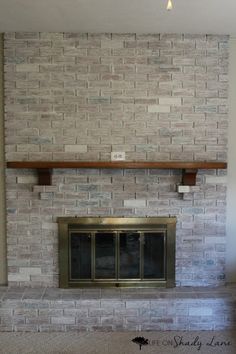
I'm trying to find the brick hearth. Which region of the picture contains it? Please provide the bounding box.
[0,286,236,332]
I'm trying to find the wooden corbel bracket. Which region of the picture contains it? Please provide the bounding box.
[182,169,198,186]
[38,168,52,186]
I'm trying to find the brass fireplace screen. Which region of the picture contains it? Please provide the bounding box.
[58,217,176,288]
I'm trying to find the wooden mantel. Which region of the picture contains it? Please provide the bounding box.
[7,161,227,186]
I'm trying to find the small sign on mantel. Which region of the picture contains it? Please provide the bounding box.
[111,152,126,161]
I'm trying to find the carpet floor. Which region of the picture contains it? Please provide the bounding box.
[0,331,236,354]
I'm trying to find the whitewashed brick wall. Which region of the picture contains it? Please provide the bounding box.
[4,33,229,287]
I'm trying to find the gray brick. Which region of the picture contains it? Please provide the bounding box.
[4,33,228,287]
[51,316,76,325]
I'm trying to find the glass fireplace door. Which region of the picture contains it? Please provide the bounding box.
[95,232,116,279]
[143,232,165,279]
[119,232,140,279]
[69,230,166,283]
[70,232,91,280]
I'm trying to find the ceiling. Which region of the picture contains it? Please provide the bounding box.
[0,0,236,35]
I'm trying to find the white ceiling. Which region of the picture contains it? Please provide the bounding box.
[0,0,236,35]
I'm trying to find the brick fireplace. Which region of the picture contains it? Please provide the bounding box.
[4,32,228,288]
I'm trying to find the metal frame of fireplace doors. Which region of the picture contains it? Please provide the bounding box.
[58,217,176,288]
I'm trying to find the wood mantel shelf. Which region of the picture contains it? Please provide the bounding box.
[7,161,227,186]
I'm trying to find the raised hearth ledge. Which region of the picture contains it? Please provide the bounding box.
[0,286,235,331]
[6,161,227,186]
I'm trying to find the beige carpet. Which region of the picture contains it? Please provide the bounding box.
[0,331,236,354]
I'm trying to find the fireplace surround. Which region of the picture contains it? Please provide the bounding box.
[58,217,176,288]
[0,32,233,333]
[3,33,229,288]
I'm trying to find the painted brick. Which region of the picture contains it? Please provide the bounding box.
[17,176,38,184]
[4,33,229,287]
[19,268,42,275]
[8,274,30,282]
[124,200,146,207]
[16,64,39,72]
[51,316,76,325]
[189,307,213,316]
[159,97,182,106]
[64,145,88,153]
[205,176,227,184]
[148,105,170,113]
